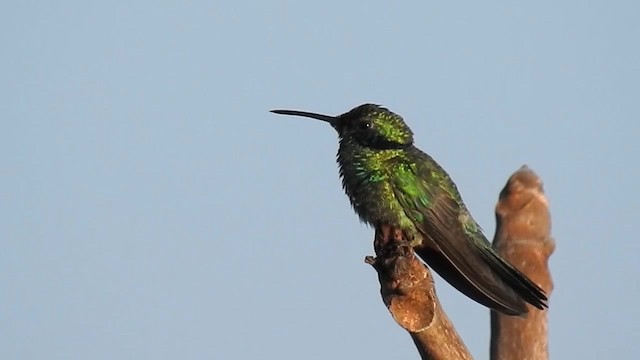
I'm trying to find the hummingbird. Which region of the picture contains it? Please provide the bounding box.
[270,103,547,315]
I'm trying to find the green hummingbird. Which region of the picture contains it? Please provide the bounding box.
[271,103,547,315]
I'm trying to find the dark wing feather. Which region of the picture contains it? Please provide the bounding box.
[389,153,546,315]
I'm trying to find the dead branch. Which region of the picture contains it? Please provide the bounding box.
[490,165,555,360]
[366,225,472,360]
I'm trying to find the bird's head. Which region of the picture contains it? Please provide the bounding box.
[271,104,414,149]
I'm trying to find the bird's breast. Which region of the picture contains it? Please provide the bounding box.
[337,146,415,230]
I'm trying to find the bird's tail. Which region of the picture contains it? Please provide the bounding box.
[416,240,547,316]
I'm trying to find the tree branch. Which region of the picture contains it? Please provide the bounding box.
[490,166,556,360]
[366,226,472,360]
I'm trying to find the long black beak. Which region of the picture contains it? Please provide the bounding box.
[270,109,338,127]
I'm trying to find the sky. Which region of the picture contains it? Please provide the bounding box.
[2,1,639,359]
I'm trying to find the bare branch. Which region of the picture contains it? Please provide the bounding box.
[366,226,472,360]
[490,166,556,360]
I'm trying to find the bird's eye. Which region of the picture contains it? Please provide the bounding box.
[358,121,372,130]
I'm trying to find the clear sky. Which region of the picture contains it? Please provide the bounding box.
[2,1,639,359]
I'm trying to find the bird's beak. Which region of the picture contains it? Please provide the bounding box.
[270,109,338,129]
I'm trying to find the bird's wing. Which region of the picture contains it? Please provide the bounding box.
[389,155,546,314]
[387,156,479,243]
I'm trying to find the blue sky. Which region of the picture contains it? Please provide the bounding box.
[2,1,639,359]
